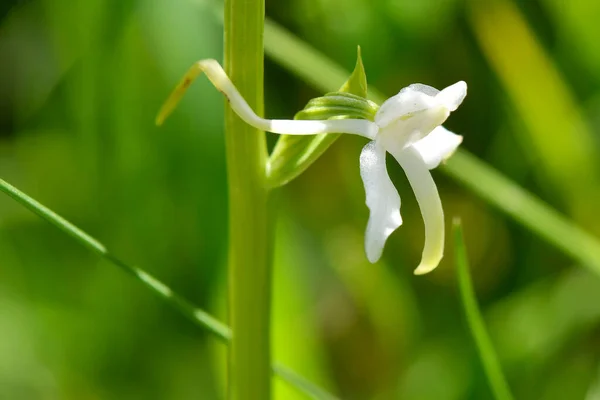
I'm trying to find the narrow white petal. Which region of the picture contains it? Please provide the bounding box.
[268,119,378,139]
[435,81,467,111]
[389,145,444,275]
[359,141,402,263]
[411,126,463,169]
[197,60,378,138]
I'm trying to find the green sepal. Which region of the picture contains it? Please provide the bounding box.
[267,46,376,188]
[339,46,368,96]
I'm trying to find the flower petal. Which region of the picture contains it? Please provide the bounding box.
[435,81,467,111]
[411,126,463,169]
[359,141,402,263]
[388,145,444,275]
[375,85,439,129]
[268,119,378,139]
[408,83,440,96]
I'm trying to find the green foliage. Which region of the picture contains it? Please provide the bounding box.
[454,219,513,400]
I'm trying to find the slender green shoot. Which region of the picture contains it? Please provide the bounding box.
[454,219,513,400]
[0,177,335,400]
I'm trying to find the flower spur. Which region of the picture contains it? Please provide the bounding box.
[157,59,466,275]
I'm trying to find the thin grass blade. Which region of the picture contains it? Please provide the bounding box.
[454,219,513,400]
[0,177,335,400]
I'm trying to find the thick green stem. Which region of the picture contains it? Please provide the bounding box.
[224,0,272,399]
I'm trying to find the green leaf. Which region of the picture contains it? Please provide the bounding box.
[267,46,370,188]
[0,177,337,400]
[454,219,513,400]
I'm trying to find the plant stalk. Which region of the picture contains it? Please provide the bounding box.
[223,0,272,399]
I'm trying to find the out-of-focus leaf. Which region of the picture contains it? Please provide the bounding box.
[454,219,513,400]
[267,46,372,188]
[468,0,600,223]
[541,0,600,81]
[272,217,337,399]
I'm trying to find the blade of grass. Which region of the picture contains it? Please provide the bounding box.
[273,363,338,400]
[453,219,513,400]
[0,177,336,400]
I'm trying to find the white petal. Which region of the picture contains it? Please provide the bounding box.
[375,85,439,129]
[359,141,402,263]
[411,126,463,169]
[267,119,378,139]
[435,81,467,111]
[388,145,444,275]
[408,83,440,96]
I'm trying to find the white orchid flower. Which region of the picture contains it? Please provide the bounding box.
[157,59,466,275]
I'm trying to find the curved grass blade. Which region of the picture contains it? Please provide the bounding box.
[0,177,336,400]
[273,363,339,400]
[454,219,513,400]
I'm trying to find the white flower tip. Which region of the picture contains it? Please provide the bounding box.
[364,209,402,264]
[366,248,381,264]
[436,81,467,112]
[413,258,441,275]
[441,134,463,162]
[410,127,463,170]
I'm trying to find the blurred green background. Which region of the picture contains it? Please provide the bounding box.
[2,0,600,398]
